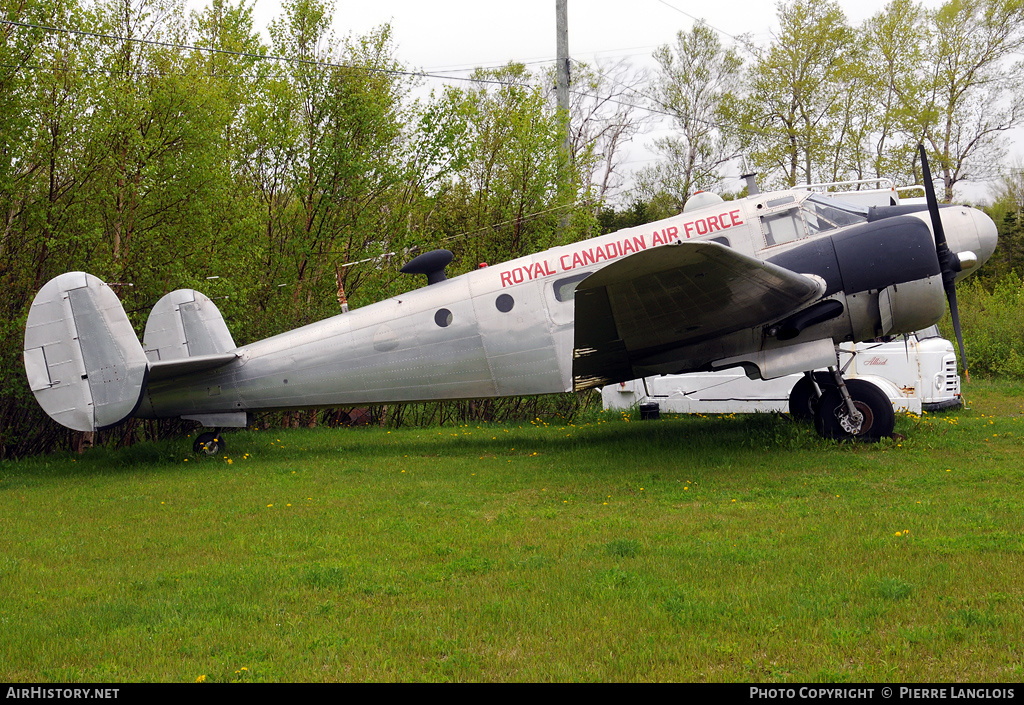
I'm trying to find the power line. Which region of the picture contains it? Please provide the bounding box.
[0,18,531,88]
[654,0,763,57]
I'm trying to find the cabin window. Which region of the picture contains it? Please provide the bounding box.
[766,196,796,209]
[435,308,453,327]
[552,272,592,302]
[495,294,514,312]
[710,236,730,247]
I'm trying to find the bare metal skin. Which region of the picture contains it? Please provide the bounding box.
[24,183,997,440]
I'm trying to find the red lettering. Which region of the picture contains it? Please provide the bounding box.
[622,238,636,255]
[652,231,665,246]
[684,221,695,238]
[593,247,607,263]
[633,235,646,251]
[500,271,513,287]
[582,249,596,265]
[666,226,678,239]
[707,215,720,232]
[730,209,743,226]
[512,268,524,284]
[543,260,556,276]
[573,251,585,269]
[560,254,572,271]
[696,218,709,235]
[604,243,618,259]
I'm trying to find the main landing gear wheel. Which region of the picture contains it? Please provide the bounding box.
[814,379,895,442]
[193,432,225,455]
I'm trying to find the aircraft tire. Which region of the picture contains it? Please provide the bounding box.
[789,377,819,422]
[193,432,224,455]
[814,379,895,442]
[789,373,835,422]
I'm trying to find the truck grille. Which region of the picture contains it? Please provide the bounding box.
[943,355,961,395]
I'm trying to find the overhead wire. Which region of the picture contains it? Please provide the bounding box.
[0,18,535,88]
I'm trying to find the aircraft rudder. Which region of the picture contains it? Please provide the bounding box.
[23,272,148,432]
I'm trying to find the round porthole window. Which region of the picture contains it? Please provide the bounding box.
[435,308,453,327]
[495,294,514,312]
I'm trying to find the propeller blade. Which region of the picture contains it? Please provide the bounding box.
[946,279,970,382]
[919,144,969,381]
[919,144,950,255]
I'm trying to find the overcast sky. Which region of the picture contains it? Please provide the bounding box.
[210,0,1013,201]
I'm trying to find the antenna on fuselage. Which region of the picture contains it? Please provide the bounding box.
[400,249,454,286]
[741,172,760,197]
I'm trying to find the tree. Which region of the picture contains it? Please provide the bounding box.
[730,0,855,188]
[550,58,648,206]
[916,0,1024,202]
[433,64,574,268]
[856,0,929,185]
[633,21,742,210]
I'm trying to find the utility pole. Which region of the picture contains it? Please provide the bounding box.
[556,0,570,154]
[556,0,571,232]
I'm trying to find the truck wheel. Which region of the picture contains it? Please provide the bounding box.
[814,379,895,442]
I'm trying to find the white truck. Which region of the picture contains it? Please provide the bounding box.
[601,326,961,417]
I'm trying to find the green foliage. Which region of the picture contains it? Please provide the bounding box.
[0,1,596,457]
[942,273,1024,378]
[633,21,742,208]
[730,0,856,188]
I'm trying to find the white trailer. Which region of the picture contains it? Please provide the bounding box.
[602,327,961,416]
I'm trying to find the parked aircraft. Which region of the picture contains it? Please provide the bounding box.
[23,148,996,450]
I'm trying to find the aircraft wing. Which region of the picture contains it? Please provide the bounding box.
[572,240,825,389]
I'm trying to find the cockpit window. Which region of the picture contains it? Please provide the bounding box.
[762,208,805,246]
[801,194,868,235]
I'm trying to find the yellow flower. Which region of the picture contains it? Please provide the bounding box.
[195,675,207,683]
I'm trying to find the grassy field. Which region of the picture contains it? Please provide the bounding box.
[2,380,1023,683]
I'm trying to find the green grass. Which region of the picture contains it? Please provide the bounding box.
[2,381,1024,682]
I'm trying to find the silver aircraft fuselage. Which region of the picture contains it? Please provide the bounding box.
[136,190,997,421]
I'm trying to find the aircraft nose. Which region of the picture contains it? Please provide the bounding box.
[969,208,998,266]
[941,206,998,282]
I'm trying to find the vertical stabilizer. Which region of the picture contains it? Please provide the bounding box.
[143,289,235,361]
[23,272,148,432]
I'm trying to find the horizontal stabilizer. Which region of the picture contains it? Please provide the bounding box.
[148,352,239,382]
[24,272,148,432]
[143,289,235,361]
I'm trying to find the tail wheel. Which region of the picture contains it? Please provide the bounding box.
[814,379,895,442]
[193,432,224,455]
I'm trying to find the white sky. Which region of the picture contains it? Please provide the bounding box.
[208,0,1016,201]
